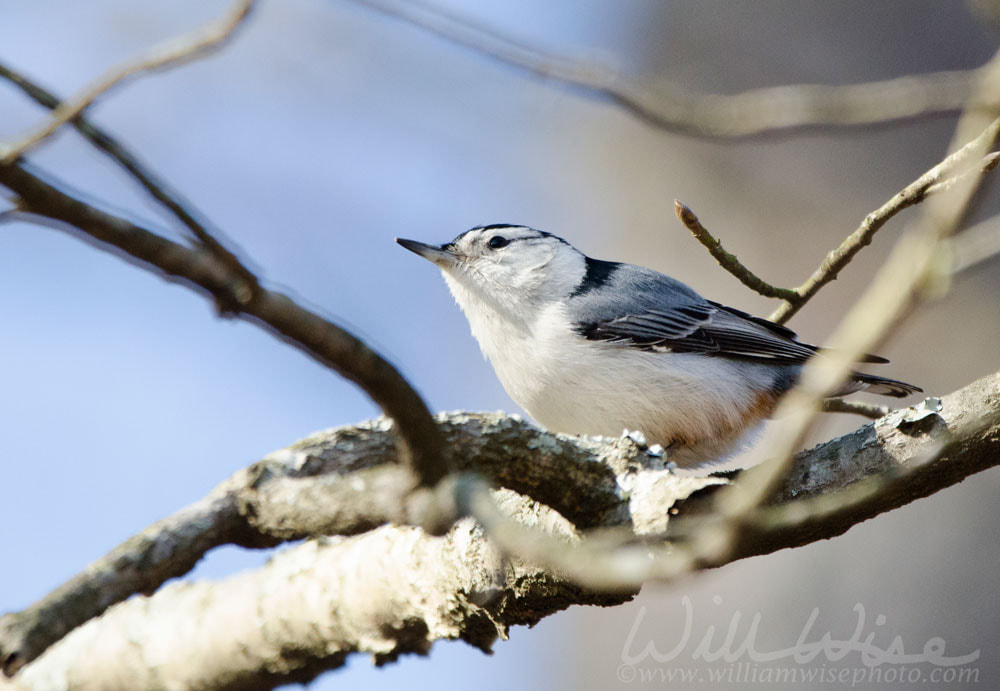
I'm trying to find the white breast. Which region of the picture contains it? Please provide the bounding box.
[486,302,781,465]
[444,273,780,466]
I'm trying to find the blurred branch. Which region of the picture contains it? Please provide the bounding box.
[0,161,449,493]
[821,398,890,419]
[2,373,997,683]
[351,0,977,137]
[0,62,260,314]
[925,151,1000,195]
[673,200,799,300]
[0,0,257,165]
[950,212,1000,273]
[0,61,243,266]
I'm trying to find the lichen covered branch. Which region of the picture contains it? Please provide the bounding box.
[458,374,1000,589]
[2,372,997,681]
[2,513,629,691]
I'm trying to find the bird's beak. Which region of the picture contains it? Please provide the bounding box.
[395,237,459,268]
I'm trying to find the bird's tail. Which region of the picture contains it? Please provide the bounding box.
[838,372,923,398]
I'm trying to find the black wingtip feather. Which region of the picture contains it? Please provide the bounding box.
[709,302,891,364]
[851,372,923,398]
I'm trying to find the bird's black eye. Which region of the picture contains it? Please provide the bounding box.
[487,236,509,250]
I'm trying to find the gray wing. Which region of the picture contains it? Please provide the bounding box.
[569,259,887,365]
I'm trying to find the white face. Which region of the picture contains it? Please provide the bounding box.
[397,225,586,327]
[447,225,563,276]
[439,226,584,314]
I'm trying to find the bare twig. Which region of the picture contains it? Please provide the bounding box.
[769,147,1000,324]
[924,151,1000,196]
[351,0,977,137]
[673,200,799,300]
[0,0,256,164]
[0,162,449,491]
[675,149,998,324]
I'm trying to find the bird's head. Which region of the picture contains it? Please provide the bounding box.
[396,225,584,325]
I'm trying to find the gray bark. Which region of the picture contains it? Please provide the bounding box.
[0,372,997,689]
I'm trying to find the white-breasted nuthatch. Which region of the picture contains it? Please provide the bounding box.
[397,225,921,467]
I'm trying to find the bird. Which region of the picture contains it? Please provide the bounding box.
[396,225,921,467]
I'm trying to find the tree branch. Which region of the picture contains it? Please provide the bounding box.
[0,414,641,674]
[673,200,799,300]
[457,374,999,589]
[1,372,996,685]
[0,0,257,164]
[0,161,449,491]
[0,60,257,284]
[673,144,999,323]
[769,145,1000,324]
[950,212,1000,274]
[0,511,629,691]
[350,0,977,137]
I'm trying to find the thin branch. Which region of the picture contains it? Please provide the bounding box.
[0,161,449,490]
[0,61,248,274]
[769,147,1000,324]
[924,150,1000,196]
[0,0,256,164]
[351,0,977,137]
[0,61,260,315]
[673,200,799,300]
[675,148,998,323]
